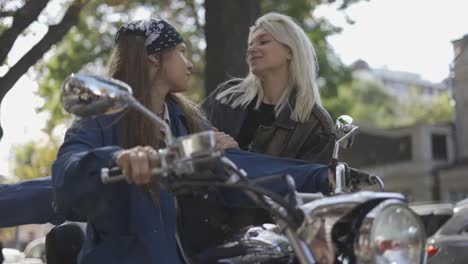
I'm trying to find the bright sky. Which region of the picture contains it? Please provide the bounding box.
[0,0,467,178]
[314,0,468,82]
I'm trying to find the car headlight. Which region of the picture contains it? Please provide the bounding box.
[354,199,426,264]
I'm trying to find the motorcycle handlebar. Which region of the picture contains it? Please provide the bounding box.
[101,167,126,183]
[100,167,167,184]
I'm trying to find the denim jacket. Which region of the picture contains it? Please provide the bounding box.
[52,99,329,264]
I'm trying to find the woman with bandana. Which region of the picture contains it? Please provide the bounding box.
[52,18,331,264]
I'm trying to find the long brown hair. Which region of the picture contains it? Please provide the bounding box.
[107,35,206,149]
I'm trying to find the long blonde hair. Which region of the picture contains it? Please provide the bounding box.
[216,12,321,122]
[107,35,205,148]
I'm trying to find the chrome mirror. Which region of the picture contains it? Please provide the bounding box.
[332,115,359,161]
[335,115,353,131]
[61,73,131,117]
[61,73,174,143]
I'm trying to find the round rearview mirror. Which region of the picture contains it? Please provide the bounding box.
[61,73,132,117]
[336,115,354,130]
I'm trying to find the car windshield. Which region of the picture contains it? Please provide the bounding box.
[421,214,453,237]
[24,238,45,259]
[410,202,454,237]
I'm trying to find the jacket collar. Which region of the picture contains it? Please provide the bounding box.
[166,97,186,120]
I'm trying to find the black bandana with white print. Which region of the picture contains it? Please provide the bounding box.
[115,18,184,54]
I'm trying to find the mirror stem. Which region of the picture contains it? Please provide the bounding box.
[332,126,359,160]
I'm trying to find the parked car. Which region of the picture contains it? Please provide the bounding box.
[410,201,454,237]
[23,237,45,263]
[424,198,468,264]
[1,239,45,264]
[2,248,24,264]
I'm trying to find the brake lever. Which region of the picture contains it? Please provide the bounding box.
[369,175,384,191]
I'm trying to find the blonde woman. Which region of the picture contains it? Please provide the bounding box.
[203,12,336,165]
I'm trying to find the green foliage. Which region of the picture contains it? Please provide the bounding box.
[323,79,454,128]
[13,139,59,181]
[323,79,398,127]
[0,23,7,34]
[395,88,454,127]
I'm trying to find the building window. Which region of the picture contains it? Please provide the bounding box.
[432,133,448,161]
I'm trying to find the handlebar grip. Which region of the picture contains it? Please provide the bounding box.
[100,167,169,184]
[101,167,126,184]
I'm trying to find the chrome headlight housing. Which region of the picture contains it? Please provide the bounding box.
[354,199,426,264]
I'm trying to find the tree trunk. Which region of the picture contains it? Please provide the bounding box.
[204,0,260,95]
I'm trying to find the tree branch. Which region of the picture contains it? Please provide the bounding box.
[0,0,50,64]
[0,10,16,18]
[0,0,88,104]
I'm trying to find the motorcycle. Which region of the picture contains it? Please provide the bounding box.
[60,73,427,264]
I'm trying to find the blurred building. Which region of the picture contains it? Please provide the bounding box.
[437,34,468,202]
[351,59,449,103]
[16,224,52,250]
[341,122,455,201]
[343,36,468,202]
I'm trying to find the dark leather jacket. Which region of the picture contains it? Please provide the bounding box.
[201,85,336,165]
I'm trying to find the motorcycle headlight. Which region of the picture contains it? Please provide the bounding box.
[355,199,426,264]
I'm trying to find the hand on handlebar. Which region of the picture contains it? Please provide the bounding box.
[214,131,239,151]
[115,146,161,185]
